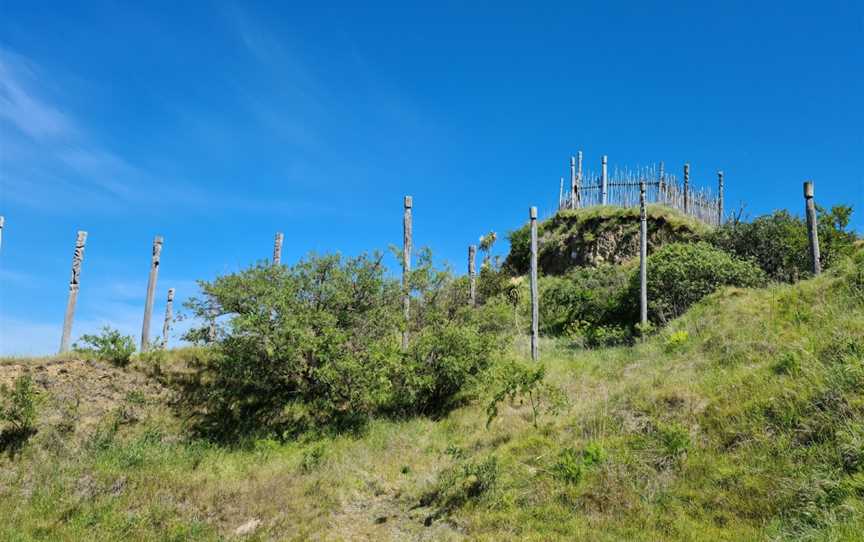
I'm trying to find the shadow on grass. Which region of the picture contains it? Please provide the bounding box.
[0,427,36,458]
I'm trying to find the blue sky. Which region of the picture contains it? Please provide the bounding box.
[1,1,862,355]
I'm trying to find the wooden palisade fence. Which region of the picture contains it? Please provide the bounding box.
[558,152,726,227]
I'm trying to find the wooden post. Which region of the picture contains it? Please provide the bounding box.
[468,244,477,307]
[639,181,648,330]
[402,196,412,350]
[658,162,666,203]
[59,230,87,353]
[717,171,724,226]
[601,155,608,205]
[559,177,564,209]
[576,151,583,207]
[140,235,163,352]
[273,232,284,265]
[804,181,821,275]
[529,206,539,361]
[162,288,175,348]
[569,156,577,209]
[0,216,4,252]
[683,163,690,214]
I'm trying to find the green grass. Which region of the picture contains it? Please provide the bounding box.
[2,252,862,540]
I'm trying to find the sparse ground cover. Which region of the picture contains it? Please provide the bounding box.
[1,249,862,541]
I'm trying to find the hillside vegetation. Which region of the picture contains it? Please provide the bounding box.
[2,246,862,540]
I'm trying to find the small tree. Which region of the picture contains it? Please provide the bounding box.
[74,326,136,367]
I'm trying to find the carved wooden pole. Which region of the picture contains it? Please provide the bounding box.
[683,163,691,214]
[569,156,577,209]
[273,232,284,265]
[601,155,608,205]
[162,288,175,348]
[804,181,821,275]
[639,181,648,331]
[717,171,724,226]
[0,216,4,252]
[529,206,539,361]
[576,151,583,207]
[140,235,163,352]
[59,230,87,353]
[468,244,477,307]
[402,196,412,351]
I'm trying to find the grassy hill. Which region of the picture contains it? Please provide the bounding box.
[1,250,862,541]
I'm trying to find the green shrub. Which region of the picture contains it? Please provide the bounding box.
[0,375,38,455]
[538,264,630,336]
[0,375,37,435]
[74,326,136,367]
[182,250,511,441]
[486,360,567,428]
[552,442,606,484]
[708,207,857,282]
[632,242,767,324]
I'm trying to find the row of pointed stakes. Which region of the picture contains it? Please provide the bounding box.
[0,176,822,358]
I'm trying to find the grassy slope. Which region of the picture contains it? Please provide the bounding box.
[1,253,862,541]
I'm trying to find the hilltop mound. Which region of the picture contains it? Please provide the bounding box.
[505,205,709,275]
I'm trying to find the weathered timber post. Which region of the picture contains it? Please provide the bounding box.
[140,235,163,352]
[639,181,648,331]
[0,216,5,252]
[273,232,284,265]
[569,156,577,208]
[576,151,583,207]
[162,288,175,348]
[402,196,413,351]
[468,244,477,307]
[683,163,690,214]
[59,230,87,353]
[717,171,724,226]
[601,155,608,205]
[658,162,666,203]
[559,177,564,209]
[529,206,539,361]
[804,181,821,275]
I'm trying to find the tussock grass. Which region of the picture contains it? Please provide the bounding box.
[1,252,862,540]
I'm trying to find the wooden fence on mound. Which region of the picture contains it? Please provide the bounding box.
[556,152,725,227]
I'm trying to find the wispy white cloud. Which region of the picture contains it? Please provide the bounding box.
[0,49,75,141]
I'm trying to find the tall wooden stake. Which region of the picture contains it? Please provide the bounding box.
[468,244,477,307]
[162,288,175,348]
[59,231,87,353]
[639,181,648,331]
[0,216,5,252]
[273,232,284,265]
[717,171,724,226]
[683,163,691,214]
[601,155,608,205]
[529,206,539,361]
[559,177,564,209]
[402,196,412,350]
[569,156,577,208]
[658,162,666,202]
[141,235,163,352]
[804,181,821,275]
[576,151,583,207]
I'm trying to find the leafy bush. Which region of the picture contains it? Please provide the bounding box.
[486,360,567,428]
[182,250,511,441]
[631,242,767,324]
[708,207,857,282]
[1,375,38,455]
[0,375,37,435]
[538,264,630,336]
[74,326,136,367]
[552,443,606,484]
